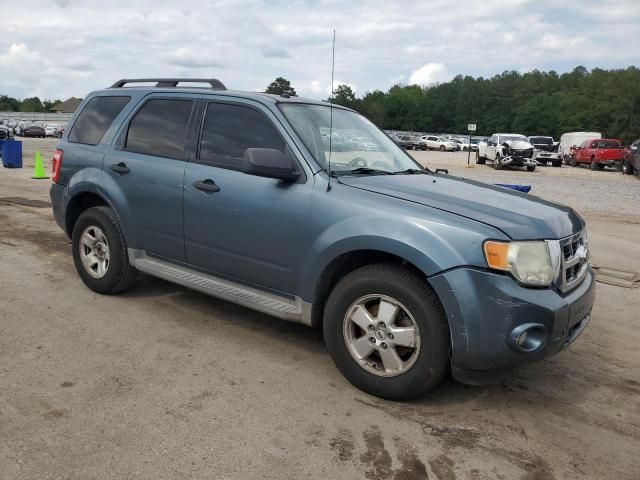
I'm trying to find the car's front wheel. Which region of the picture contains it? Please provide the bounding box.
[72,206,137,294]
[622,161,634,175]
[526,165,536,172]
[323,264,449,400]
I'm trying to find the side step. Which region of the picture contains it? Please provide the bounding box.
[128,249,311,325]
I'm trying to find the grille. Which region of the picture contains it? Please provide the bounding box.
[558,230,589,292]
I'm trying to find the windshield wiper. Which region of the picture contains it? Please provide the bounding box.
[332,167,395,176]
[393,168,425,175]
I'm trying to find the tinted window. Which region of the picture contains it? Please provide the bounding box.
[199,103,285,169]
[69,96,130,145]
[126,99,193,160]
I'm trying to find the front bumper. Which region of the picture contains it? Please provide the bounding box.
[533,151,561,164]
[429,266,595,384]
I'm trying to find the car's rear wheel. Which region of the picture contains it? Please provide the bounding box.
[72,206,136,294]
[476,151,485,164]
[323,264,449,400]
[439,145,445,152]
[526,165,536,172]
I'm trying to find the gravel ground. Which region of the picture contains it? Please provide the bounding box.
[1,138,639,479]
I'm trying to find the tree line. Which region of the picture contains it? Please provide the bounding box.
[267,66,640,143]
[0,95,62,113]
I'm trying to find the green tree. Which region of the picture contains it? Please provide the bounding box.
[265,77,296,96]
[20,97,45,112]
[330,84,356,108]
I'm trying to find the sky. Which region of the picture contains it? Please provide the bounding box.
[1,0,639,101]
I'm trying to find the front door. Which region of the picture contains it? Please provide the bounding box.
[103,96,196,261]
[183,100,313,295]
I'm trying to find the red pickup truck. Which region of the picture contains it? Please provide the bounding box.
[572,138,626,170]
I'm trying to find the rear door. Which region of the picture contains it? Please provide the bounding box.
[183,98,313,295]
[103,95,197,261]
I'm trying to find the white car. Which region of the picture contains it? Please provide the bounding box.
[421,135,457,151]
[45,124,62,137]
[477,133,537,171]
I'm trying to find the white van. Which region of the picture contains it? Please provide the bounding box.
[559,132,601,164]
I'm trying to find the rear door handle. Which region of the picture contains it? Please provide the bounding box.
[111,162,130,174]
[193,179,220,193]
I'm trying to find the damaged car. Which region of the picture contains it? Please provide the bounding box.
[528,136,562,167]
[477,133,537,171]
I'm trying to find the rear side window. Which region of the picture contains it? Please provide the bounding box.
[125,99,193,160]
[199,103,285,169]
[68,96,130,145]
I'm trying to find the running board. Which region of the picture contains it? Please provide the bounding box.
[128,249,312,325]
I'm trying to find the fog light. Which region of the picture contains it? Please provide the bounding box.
[509,323,547,353]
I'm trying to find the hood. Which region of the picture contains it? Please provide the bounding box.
[503,140,533,150]
[338,174,584,240]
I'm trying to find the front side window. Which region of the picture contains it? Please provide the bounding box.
[69,96,130,145]
[199,102,285,170]
[125,99,193,160]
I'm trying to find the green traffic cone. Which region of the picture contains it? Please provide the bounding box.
[32,150,49,179]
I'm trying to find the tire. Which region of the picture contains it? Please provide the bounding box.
[439,145,445,152]
[590,158,597,170]
[552,161,561,168]
[526,166,536,172]
[323,263,449,400]
[571,156,577,167]
[493,154,502,170]
[476,151,485,165]
[72,206,137,294]
[622,161,634,175]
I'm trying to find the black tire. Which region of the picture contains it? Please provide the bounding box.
[552,161,562,168]
[597,163,605,170]
[590,158,597,170]
[526,165,536,172]
[72,206,136,294]
[622,161,634,175]
[571,156,577,167]
[493,154,502,170]
[476,151,485,165]
[439,145,445,152]
[323,264,450,400]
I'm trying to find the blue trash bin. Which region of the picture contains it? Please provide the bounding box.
[1,140,23,168]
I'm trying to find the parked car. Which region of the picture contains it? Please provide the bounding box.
[558,132,601,165]
[623,139,639,176]
[572,138,625,170]
[477,133,537,171]
[396,135,416,150]
[411,135,428,150]
[421,135,457,151]
[0,124,14,141]
[22,124,46,138]
[49,78,595,400]
[527,136,562,167]
[45,124,62,137]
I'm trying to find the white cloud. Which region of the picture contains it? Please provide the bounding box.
[165,47,223,69]
[0,1,638,100]
[408,63,452,87]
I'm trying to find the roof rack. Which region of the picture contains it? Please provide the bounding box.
[110,78,226,90]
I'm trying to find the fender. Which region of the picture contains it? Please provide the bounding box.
[297,212,503,302]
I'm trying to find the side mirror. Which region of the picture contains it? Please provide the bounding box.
[242,147,301,182]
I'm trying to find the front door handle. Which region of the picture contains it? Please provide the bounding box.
[111,162,130,174]
[193,179,220,193]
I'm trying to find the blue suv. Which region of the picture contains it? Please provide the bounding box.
[50,78,595,399]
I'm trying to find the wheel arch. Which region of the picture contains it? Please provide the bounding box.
[64,190,110,237]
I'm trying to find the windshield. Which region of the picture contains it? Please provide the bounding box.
[529,137,553,144]
[593,140,621,148]
[279,104,423,174]
[500,135,527,142]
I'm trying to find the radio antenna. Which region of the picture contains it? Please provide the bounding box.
[326,29,336,192]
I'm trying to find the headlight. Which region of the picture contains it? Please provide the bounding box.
[483,241,559,286]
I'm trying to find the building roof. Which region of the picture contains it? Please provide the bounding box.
[50,97,82,113]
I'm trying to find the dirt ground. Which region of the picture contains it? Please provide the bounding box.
[1,138,639,479]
